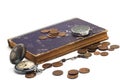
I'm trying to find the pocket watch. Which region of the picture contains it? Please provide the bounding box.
[10,44,38,74]
[71,25,91,37]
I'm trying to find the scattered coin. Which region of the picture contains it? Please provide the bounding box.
[100,52,109,56]
[52,70,63,76]
[87,44,98,52]
[78,48,87,54]
[67,74,78,79]
[42,63,52,69]
[58,32,66,37]
[110,45,119,49]
[79,68,90,74]
[39,36,48,40]
[108,48,114,51]
[52,61,63,67]
[98,45,108,51]
[68,69,79,75]
[101,42,110,46]
[25,71,36,78]
[40,29,50,33]
[94,51,101,55]
[84,52,92,58]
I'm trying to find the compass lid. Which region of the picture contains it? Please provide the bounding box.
[10,44,26,64]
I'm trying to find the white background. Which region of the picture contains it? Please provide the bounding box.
[0,0,120,80]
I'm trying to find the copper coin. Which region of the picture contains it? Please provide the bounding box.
[67,74,78,79]
[40,29,50,33]
[110,45,119,49]
[47,34,57,38]
[49,28,59,36]
[58,32,66,37]
[84,52,92,58]
[98,45,108,51]
[94,51,100,55]
[52,61,63,67]
[42,63,52,69]
[79,68,90,74]
[39,36,48,40]
[78,48,87,54]
[101,42,110,46]
[100,52,109,56]
[25,71,36,78]
[108,48,114,51]
[68,69,79,75]
[52,70,63,76]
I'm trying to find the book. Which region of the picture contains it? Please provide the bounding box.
[8,18,108,64]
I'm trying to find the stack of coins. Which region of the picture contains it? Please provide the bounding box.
[39,28,66,40]
[48,28,59,38]
[67,69,79,79]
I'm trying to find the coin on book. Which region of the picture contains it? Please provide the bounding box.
[58,32,66,37]
[40,29,50,33]
[39,36,48,40]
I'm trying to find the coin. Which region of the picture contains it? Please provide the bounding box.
[98,45,108,51]
[52,61,63,67]
[42,63,52,69]
[49,28,59,36]
[40,29,50,33]
[94,51,100,55]
[68,69,79,75]
[25,71,36,78]
[67,74,78,79]
[108,48,114,51]
[58,32,66,37]
[79,68,90,74]
[100,52,109,56]
[52,70,63,76]
[78,48,87,54]
[101,42,110,46]
[110,45,119,49]
[84,52,92,58]
[47,34,57,38]
[39,36,48,40]
[87,44,98,52]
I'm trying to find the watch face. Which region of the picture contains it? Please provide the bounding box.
[16,61,35,70]
[71,25,90,36]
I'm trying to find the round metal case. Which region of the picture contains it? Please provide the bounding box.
[71,25,90,37]
[10,44,36,74]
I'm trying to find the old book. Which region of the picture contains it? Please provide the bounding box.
[8,18,108,64]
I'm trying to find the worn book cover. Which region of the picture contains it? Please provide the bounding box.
[8,18,108,64]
